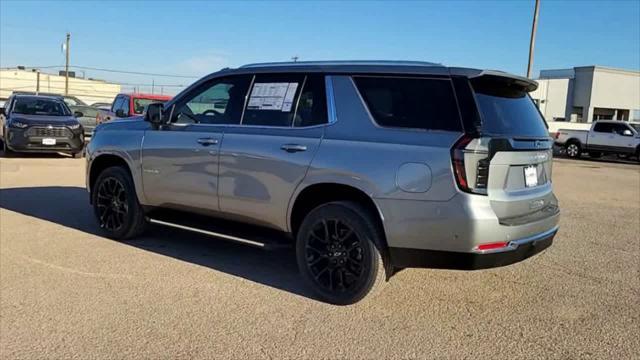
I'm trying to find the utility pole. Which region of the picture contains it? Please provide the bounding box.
[526,0,540,79]
[64,32,70,95]
[36,71,41,95]
[152,79,155,94]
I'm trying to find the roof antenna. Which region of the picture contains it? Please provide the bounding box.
[291,56,299,63]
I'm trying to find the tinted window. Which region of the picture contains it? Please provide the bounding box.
[293,75,328,127]
[472,78,548,137]
[12,97,70,116]
[111,96,124,112]
[120,96,130,115]
[242,74,305,127]
[353,76,461,131]
[593,123,614,133]
[173,75,252,125]
[612,124,631,135]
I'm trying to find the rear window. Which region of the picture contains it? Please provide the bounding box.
[353,76,462,131]
[471,78,548,137]
[133,98,164,114]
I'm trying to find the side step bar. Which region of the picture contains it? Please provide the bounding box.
[145,209,292,250]
[148,218,268,248]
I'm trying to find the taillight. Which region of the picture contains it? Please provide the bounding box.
[451,134,474,193]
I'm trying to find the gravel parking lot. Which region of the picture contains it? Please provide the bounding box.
[1,154,638,359]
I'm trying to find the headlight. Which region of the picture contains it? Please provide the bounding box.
[68,123,82,130]
[10,121,29,129]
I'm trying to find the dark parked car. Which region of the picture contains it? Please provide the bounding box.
[0,95,84,157]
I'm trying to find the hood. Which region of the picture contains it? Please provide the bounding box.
[12,114,79,126]
[95,116,151,132]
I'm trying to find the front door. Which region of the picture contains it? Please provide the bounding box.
[218,74,328,230]
[141,74,253,211]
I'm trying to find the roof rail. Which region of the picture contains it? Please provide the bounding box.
[240,60,442,68]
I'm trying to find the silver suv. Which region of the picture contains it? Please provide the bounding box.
[86,61,560,304]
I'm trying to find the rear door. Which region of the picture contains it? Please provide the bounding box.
[466,75,558,224]
[218,73,327,230]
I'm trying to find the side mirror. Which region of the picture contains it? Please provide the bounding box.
[73,111,84,118]
[622,129,633,136]
[144,103,165,125]
[115,109,127,118]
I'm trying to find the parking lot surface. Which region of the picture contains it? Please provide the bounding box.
[1,154,638,359]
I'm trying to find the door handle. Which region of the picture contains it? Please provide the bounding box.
[281,144,307,153]
[197,138,218,146]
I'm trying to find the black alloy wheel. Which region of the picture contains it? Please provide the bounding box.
[95,177,128,232]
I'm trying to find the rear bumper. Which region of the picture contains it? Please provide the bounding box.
[389,227,556,270]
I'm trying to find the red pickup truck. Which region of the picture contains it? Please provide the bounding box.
[97,93,171,124]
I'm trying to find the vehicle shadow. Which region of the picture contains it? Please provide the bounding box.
[0,186,313,300]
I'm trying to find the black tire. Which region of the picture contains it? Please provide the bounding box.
[2,136,14,157]
[92,166,147,240]
[296,201,387,305]
[71,151,83,159]
[588,151,602,158]
[565,142,581,158]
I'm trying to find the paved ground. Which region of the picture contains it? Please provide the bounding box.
[1,153,638,359]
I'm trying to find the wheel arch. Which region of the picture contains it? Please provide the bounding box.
[288,182,389,251]
[88,153,137,204]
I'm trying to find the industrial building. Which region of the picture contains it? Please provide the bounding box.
[531,66,640,131]
[0,67,121,105]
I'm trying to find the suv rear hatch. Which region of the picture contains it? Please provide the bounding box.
[452,72,558,225]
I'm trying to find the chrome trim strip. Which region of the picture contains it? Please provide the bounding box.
[239,75,255,125]
[325,75,337,124]
[472,226,559,254]
[148,218,266,248]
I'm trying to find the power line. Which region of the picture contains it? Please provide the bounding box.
[2,64,199,78]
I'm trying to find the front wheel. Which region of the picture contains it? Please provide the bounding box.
[92,166,147,240]
[565,142,581,158]
[296,201,387,305]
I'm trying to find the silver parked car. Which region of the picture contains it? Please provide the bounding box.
[85,61,560,304]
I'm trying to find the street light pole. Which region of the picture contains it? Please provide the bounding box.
[526,0,540,79]
[64,33,70,95]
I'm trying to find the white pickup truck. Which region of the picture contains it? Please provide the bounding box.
[554,120,640,161]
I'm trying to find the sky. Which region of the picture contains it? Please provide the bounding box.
[1,0,639,94]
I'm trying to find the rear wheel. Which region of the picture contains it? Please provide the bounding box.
[565,142,581,158]
[296,201,386,305]
[92,166,147,240]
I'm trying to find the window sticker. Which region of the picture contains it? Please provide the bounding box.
[248,82,299,111]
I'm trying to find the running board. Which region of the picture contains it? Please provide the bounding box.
[146,209,292,250]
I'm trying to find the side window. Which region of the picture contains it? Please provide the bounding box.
[111,96,123,112]
[294,75,328,127]
[242,73,305,127]
[172,75,252,125]
[612,124,630,135]
[593,123,612,133]
[121,96,130,115]
[353,76,462,131]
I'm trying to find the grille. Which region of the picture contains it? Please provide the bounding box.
[26,126,72,138]
[475,158,490,189]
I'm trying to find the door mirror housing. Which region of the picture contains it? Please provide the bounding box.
[73,111,84,118]
[144,103,165,125]
[115,109,127,118]
[622,129,633,136]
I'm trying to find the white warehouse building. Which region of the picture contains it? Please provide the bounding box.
[530,66,640,131]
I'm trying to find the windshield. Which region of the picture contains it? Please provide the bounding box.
[132,98,163,114]
[471,78,549,138]
[12,97,71,116]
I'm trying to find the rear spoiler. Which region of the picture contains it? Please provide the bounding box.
[449,68,538,92]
